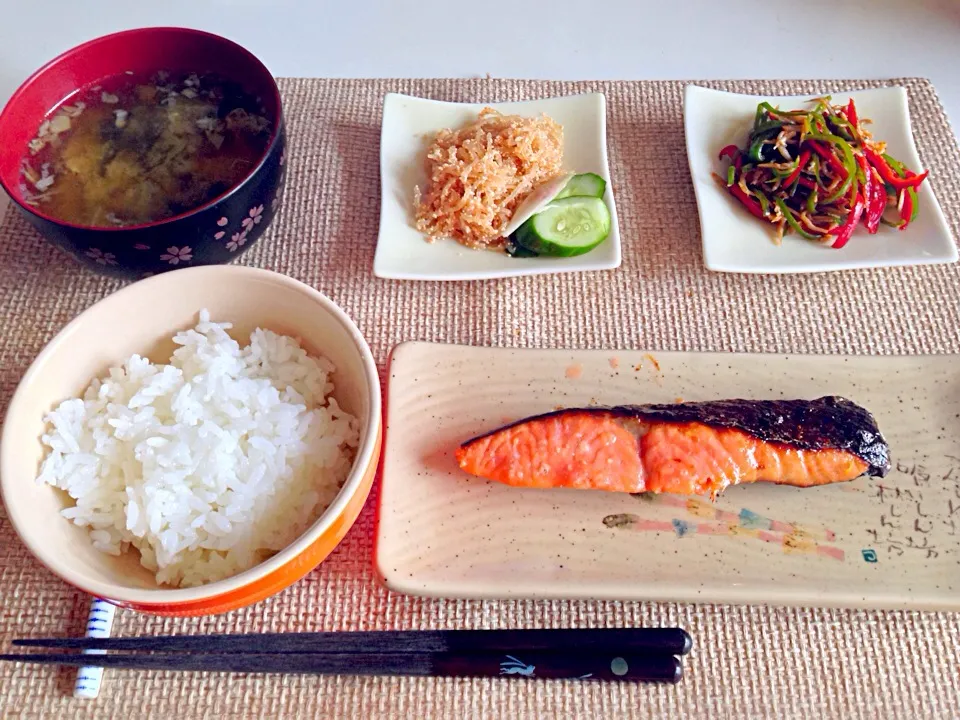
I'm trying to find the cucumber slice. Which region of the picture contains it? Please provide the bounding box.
[513,197,611,257]
[505,241,538,258]
[554,172,607,200]
[499,172,575,239]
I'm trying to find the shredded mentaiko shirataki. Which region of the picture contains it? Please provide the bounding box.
[414,108,563,249]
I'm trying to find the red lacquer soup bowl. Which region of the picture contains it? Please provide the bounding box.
[0,27,286,280]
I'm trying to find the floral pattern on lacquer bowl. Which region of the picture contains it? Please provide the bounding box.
[20,127,286,281]
[0,27,287,281]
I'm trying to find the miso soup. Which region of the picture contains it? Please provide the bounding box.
[19,70,272,226]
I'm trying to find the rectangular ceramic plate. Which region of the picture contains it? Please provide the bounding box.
[376,342,960,610]
[684,85,958,273]
[374,92,621,281]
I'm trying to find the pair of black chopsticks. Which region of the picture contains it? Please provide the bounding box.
[2,628,692,683]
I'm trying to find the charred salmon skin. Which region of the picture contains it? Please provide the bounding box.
[455,396,889,497]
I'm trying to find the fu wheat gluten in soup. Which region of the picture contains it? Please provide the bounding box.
[35,311,360,588]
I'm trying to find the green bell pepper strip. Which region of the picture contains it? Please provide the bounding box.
[748,135,767,162]
[786,175,800,197]
[806,185,819,215]
[805,134,857,203]
[882,153,905,174]
[810,96,832,113]
[750,119,785,137]
[757,102,809,120]
[784,149,811,186]
[768,164,800,180]
[753,103,766,131]
[726,165,735,186]
[806,141,846,179]
[775,197,821,240]
[823,113,856,143]
[883,153,920,225]
[824,171,854,205]
[754,188,772,216]
[807,133,856,176]
[855,157,867,185]
[748,126,783,162]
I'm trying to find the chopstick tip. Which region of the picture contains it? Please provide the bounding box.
[671,660,684,684]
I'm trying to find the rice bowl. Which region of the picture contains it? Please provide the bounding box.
[37,310,360,588]
[0,266,381,616]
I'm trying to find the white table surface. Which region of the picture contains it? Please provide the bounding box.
[1,0,959,218]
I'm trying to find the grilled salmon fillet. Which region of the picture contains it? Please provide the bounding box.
[455,397,889,497]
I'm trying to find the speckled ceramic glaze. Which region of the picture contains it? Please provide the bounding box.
[376,342,959,610]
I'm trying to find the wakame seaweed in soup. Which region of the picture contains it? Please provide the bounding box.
[19,70,272,227]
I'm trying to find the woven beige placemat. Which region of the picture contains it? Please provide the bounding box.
[1,77,959,719]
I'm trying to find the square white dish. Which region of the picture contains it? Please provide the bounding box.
[684,85,958,274]
[374,92,621,281]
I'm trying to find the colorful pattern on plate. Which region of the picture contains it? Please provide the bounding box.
[603,494,845,561]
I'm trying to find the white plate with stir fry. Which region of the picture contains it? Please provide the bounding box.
[684,85,957,274]
[374,93,621,281]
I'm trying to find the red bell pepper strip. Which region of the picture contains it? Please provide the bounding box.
[858,156,884,234]
[864,148,928,191]
[900,190,914,231]
[857,153,873,229]
[845,99,858,128]
[727,184,766,220]
[719,144,743,173]
[806,140,849,179]
[784,149,811,187]
[883,153,920,229]
[868,181,886,234]
[797,176,817,190]
[806,134,859,204]
[719,145,739,162]
[831,181,864,249]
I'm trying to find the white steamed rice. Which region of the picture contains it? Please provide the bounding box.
[36,310,360,588]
